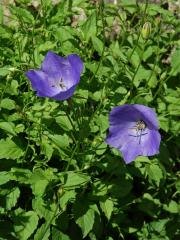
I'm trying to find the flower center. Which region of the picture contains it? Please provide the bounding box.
[135,120,146,131]
[129,120,147,144]
[51,78,66,90]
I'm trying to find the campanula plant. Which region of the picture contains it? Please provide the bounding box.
[106,104,161,163]
[1,1,179,239]
[26,51,83,100]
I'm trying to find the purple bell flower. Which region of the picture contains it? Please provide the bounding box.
[26,51,83,100]
[106,104,161,164]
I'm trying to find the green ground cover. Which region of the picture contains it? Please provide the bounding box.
[0,0,179,239]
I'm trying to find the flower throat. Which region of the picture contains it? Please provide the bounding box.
[129,120,147,144]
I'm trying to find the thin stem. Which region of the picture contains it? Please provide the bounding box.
[145,24,161,89]
[65,111,78,145]
[65,143,79,171]
[89,0,106,83]
[88,84,106,124]
[128,0,149,62]
[39,199,60,239]
[153,73,171,100]
[40,0,47,28]
[66,100,79,145]
[129,39,148,98]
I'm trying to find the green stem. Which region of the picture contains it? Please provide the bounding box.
[39,200,60,239]
[128,0,149,62]
[88,84,106,124]
[89,0,106,83]
[129,39,148,98]
[153,74,171,100]
[65,143,79,171]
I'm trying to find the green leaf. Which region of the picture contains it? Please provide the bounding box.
[63,172,91,189]
[0,98,16,110]
[0,186,20,213]
[91,36,104,56]
[92,180,108,196]
[10,6,34,24]
[158,116,169,132]
[0,186,20,212]
[38,41,56,53]
[120,0,137,13]
[54,26,75,42]
[170,48,180,76]
[95,114,109,133]
[0,171,10,185]
[15,124,25,134]
[41,136,54,160]
[96,142,107,155]
[6,187,20,210]
[73,201,95,238]
[0,122,16,136]
[0,138,24,160]
[0,27,12,40]
[48,134,69,149]
[128,49,140,68]
[55,111,73,131]
[7,80,19,96]
[10,168,32,183]
[82,11,97,42]
[143,46,153,61]
[13,209,39,240]
[32,197,56,222]
[149,219,169,235]
[0,67,11,76]
[33,198,58,239]
[138,193,161,217]
[100,198,114,220]
[59,190,76,209]
[52,228,71,240]
[133,66,157,88]
[109,178,132,198]
[146,163,164,186]
[29,169,57,197]
[163,200,179,213]
[34,223,50,240]
[74,89,88,104]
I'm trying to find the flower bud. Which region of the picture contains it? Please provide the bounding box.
[92,136,103,148]
[57,186,64,198]
[141,22,151,39]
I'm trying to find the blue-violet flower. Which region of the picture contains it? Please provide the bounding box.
[106,104,161,163]
[26,51,83,100]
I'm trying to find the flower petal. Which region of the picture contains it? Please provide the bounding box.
[59,64,78,89]
[133,104,159,129]
[26,51,83,101]
[41,52,83,88]
[26,70,59,97]
[109,104,159,129]
[67,54,83,76]
[59,54,83,88]
[120,139,142,164]
[41,51,67,74]
[53,85,77,101]
[141,129,161,156]
[109,105,141,126]
[106,124,144,163]
[106,104,161,163]
[105,122,134,149]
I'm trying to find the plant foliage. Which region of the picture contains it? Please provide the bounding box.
[0,0,179,239]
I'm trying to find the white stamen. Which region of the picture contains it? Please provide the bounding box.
[129,120,147,144]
